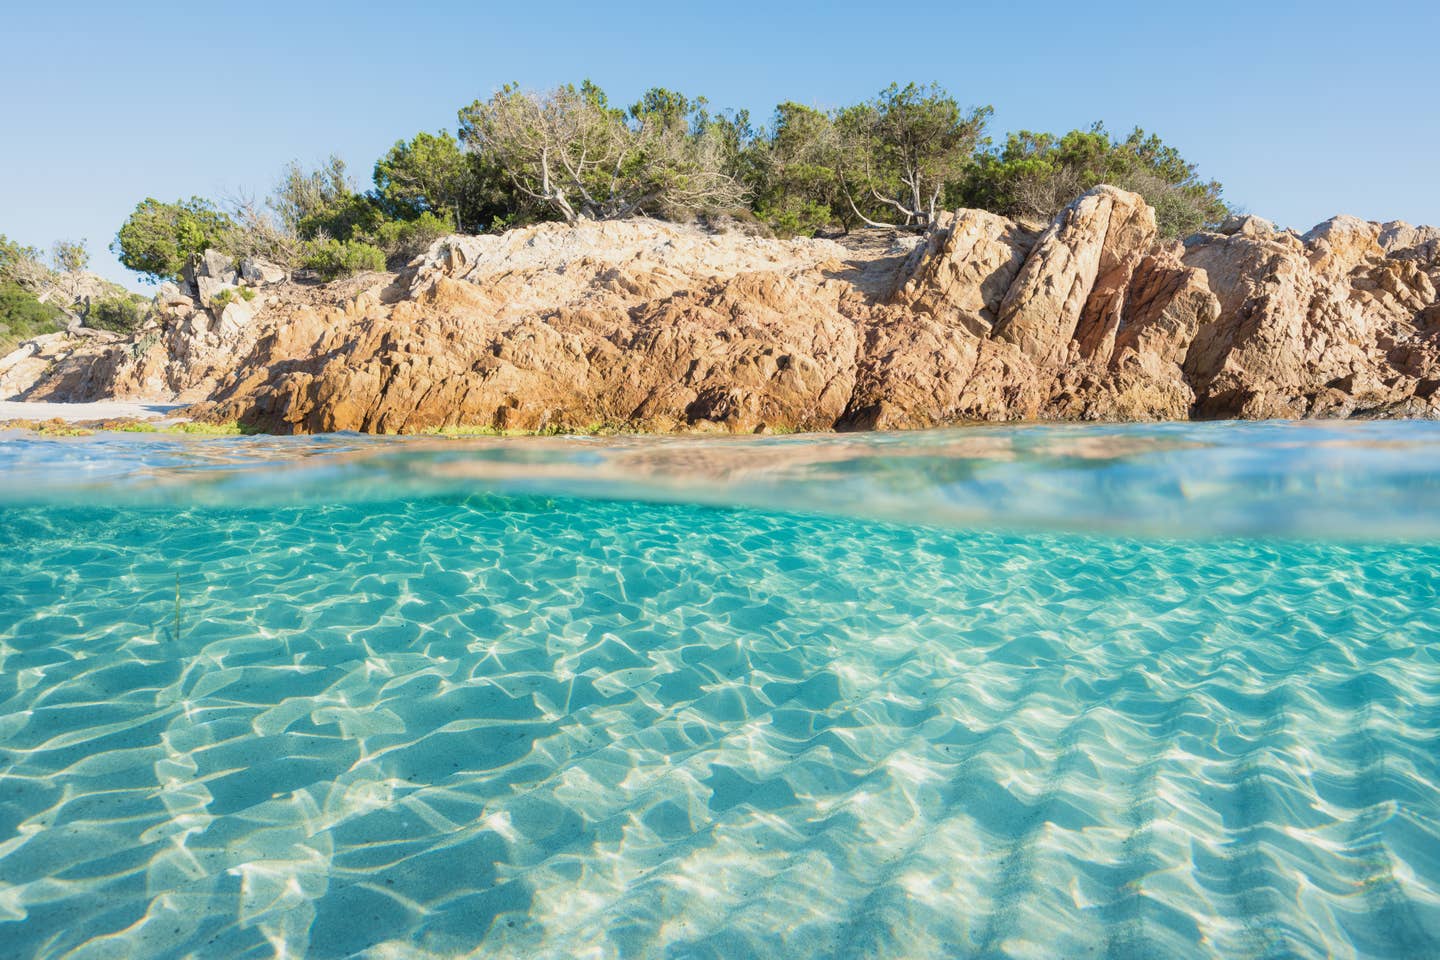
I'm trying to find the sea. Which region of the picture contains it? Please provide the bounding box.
[1,421,1437,959]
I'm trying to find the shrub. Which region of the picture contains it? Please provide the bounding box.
[87,295,145,333]
[302,239,387,280]
[372,211,453,260]
[211,288,256,308]
[0,282,66,351]
[112,197,235,281]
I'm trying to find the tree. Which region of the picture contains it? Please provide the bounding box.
[51,239,89,275]
[751,102,847,235]
[0,235,48,289]
[960,124,1228,237]
[835,83,991,230]
[270,156,383,241]
[112,198,235,282]
[220,191,305,268]
[457,82,746,224]
[373,131,470,227]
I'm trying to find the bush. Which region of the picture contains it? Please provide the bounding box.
[372,211,453,260]
[210,288,256,308]
[302,239,387,280]
[112,197,235,281]
[87,295,145,333]
[0,282,66,351]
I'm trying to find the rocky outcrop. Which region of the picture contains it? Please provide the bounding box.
[4,187,1439,433]
[7,250,286,404]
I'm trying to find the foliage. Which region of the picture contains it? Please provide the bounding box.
[373,132,471,226]
[220,195,304,268]
[109,80,1235,288]
[750,102,846,235]
[302,239,387,279]
[270,154,466,264]
[0,235,50,289]
[112,198,235,281]
[834,84,991,229]
[372,211,453,260]
[86,294,145,333]
[0,282,66,351]
[271,156,360,236]
[457,81,746,223]
[51,239,89,274]
[960,124,1228,236]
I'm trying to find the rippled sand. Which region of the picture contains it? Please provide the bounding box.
[2,426,1440,958]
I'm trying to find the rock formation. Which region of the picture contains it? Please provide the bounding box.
[4,187,1439,433]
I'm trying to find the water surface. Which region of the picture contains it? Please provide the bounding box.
[1,422,1438,958]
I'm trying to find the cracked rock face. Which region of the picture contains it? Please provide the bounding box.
[5,187,1440,433]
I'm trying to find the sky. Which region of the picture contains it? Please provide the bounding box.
[3,0,1437,287]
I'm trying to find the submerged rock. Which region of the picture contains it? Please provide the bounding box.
[6,187,1440,432]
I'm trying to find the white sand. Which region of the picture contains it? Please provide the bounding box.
[0,400,190,423]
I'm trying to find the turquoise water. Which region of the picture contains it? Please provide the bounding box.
[1,422,1439,959]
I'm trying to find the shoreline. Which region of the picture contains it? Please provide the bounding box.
[0,399,191,423]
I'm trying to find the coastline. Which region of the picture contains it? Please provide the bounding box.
[5,187,1439,436]
[0,399,190,423]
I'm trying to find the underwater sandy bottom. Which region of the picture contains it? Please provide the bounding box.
[1,424,1439,958]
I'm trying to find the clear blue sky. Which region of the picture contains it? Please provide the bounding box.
[4,0,1437,287]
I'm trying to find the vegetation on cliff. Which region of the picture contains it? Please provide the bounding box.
[1,234,150,349]
[102,81,1229,283]
[0,283,65,353]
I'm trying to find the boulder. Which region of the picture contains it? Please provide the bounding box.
[215,298,257,338]
[156,281,193,308]
[239,258,287,285]
[1218,215,1277,238]
[183,249,238,290]
[992,186,1157,367]
[890,209,1036,337]
[199,249,236,280]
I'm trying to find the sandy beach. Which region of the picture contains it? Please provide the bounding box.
[0,400,190,423]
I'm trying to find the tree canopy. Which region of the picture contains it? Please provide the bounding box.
[107,80,1232,282]
[836,83,992,230]
[457,82,747,224]
[112,198,235,282]
[960,124,1228,236]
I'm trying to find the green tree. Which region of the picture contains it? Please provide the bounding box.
[271,156,384,241]
[751,102,847,235]
[112,198,235,282]
[835,83,991,229]
[51,239,89,275]
[373,131,471,227]
[960,124,1228,237]
[0,235,49,289]
[458,81,746,223]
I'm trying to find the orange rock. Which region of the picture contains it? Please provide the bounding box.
[7,191,1439,432]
